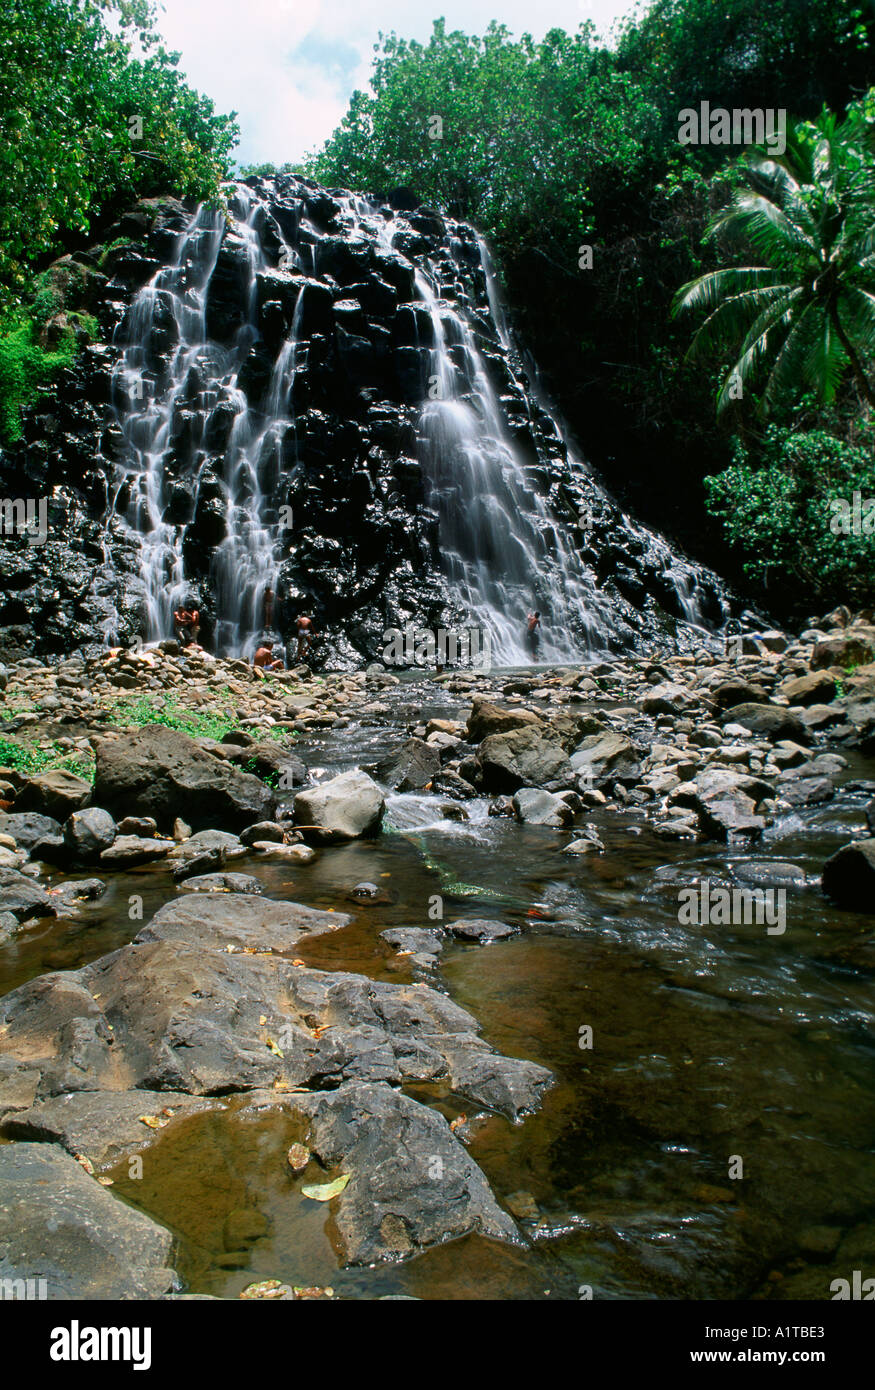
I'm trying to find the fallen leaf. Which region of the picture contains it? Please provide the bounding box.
[74,1153,95,1175]
[292,958,306,967]
[449,1115,467,1133]
[240,1279,291,1300]
[259,1015,268,1025]
[301,1173,351,1201]
[138,1114,170,1129]
[97,1176,114,1186]
[266,1037,284,1057]
[293,1286,334,1299]
[287,1143,310,1171]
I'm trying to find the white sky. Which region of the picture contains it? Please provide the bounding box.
[155,0,641,166]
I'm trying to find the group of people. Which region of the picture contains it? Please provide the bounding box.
[172,590,318,673]
[253,602,317,676]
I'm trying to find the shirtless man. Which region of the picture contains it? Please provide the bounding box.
[526,610,541,658]
[295,613,317,663]
[253,641,285,676]
[173,605,200,647]
[263,586,275,630]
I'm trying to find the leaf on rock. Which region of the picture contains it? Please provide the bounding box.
[301,1173,351,1201]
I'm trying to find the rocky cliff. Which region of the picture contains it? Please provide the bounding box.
[0,174,736,666]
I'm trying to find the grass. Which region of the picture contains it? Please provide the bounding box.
[100,693,245,743]
[0,736,94,782]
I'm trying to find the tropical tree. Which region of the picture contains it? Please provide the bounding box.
[672,99,875,416]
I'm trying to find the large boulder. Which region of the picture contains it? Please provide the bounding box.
[136,891,347,952]
[293,770,384,842]
[721,703,808,743]
[811,634,875,670]
[0,1142,177,1298]
[477,728,572,792]
[0,868,57,922]
[822,838,875,912]
[93,726,275,832]
[778,671,837,707]
[374,738,441,792]
[465,697,541,742]
[0,812,63,851]
[14,769,92,819]
[570,731,640,787]
[512,788,574,826]
[63,806,117,861]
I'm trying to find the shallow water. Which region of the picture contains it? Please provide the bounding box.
[3,673,874,1300]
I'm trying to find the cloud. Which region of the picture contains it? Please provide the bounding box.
[156,0,634,164]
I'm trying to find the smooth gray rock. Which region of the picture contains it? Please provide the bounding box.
[293,770,385,842]
[0,1143,178,1298]
[64,806,117,860]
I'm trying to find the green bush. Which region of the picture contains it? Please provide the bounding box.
[704,426,875,604]
[0,316,75,442]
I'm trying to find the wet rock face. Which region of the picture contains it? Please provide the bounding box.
[0,173,733,664]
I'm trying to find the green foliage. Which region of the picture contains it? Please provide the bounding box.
[0,0,238,302]
[673,99,875,415]
[704,424,875,603]
[0,315,76,442]
[0,736,94,781]
[102,693,242,742]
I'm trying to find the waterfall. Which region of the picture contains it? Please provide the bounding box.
[106,175,725,664]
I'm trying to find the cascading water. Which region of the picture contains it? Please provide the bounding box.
[106,174,727,663]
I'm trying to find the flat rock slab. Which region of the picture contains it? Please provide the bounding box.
[1,1090,224,1168]
[135,891,349,952]
[99,835,175,868]
[0,1142,178,1298]
[253,1081,521,1265]
[0,941,551,1118]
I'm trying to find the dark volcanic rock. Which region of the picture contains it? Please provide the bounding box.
[287,1081,521,1264]
[0,1142,178,1298]
[93,726,275,832]
[822,838,875,912]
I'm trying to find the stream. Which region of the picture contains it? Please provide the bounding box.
[2,670,874,1300]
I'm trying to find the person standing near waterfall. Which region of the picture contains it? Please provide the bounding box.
[295,612,317,663]
[526,610,541,658]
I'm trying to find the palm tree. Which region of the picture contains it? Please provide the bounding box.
[672,104,875,416]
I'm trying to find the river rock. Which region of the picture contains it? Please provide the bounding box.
[449,917,517,943]
[477,727,572,792]
[0,1090,222,1167]
[570,730,641,786]
[293,770,385,842]
[512,788,574,825]
[0,812,64,850]
[99,834,175,867]
[0,945,550,1117]
[14,769,92,819]
[135,891,347,952]
[465,697,541,742]
[721,703,808,742]
[779,671,837,706]
[288,1081,521,1264]
[821,838,875,912]
[380,927,444,956]
[63,806,117,860]
[374,737,440,791]
[0,868,56,922]
[93,725,275,832]
[178,871,265,894]
[0,1142,178,1298]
